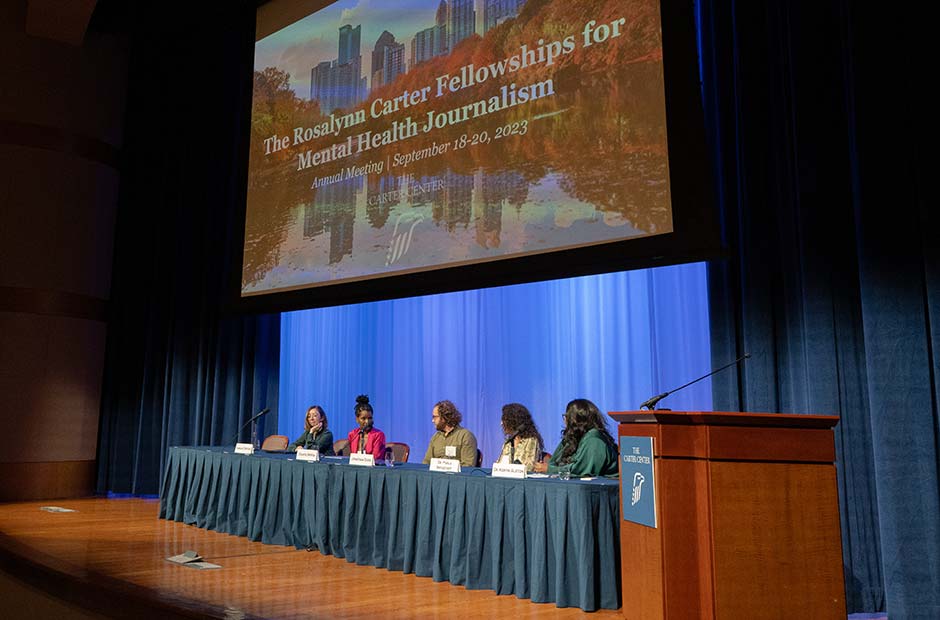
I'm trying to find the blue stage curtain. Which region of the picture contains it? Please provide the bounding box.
[699,0,935,615]
[95,5,280,496]
[279,263,712,471]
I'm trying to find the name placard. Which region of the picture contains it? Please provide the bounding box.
[491,462,526,479]
[234,443,254,455]
[349,453,375,467]
[295,448,320,462]
[429,458,461,473]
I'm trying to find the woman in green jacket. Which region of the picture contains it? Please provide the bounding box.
[533,399,618,477]
[291,405,334,454]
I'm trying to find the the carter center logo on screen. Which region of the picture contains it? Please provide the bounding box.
[386,211,424,267]
[367,174,445,207]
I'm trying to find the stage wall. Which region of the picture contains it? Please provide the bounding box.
[279,262,711,461]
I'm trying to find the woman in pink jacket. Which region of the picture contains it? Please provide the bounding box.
[347,394,386,460]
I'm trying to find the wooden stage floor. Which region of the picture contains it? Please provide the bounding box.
[0,497,622,619]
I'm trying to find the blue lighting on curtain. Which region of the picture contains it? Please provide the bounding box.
[279,263,711,463]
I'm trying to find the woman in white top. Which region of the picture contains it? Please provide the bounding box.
[497,403,545,472]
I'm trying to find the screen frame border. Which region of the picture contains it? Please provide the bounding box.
[231,0,723,314]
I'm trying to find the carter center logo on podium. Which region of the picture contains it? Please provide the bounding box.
[620,437,657,528]
[631,472,645,506]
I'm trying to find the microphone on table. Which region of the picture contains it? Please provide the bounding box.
[358,427,367,453]
[638,354,751,410]
[504,431,520,463]
[231,407,270,444]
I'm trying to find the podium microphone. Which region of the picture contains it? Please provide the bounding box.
[639,354,751,410]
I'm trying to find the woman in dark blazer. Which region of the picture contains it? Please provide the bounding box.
[291,405,334,454]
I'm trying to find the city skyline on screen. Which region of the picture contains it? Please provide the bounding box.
[244,0,673,296]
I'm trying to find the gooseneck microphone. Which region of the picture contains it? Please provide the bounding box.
[639,354,751,410]
[231,407,270,444]
[504,431,520,463]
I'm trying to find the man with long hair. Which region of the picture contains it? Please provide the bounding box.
[423,400,479,467]
[533,399,618,477]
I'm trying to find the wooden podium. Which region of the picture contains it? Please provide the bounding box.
[609,411,846,619]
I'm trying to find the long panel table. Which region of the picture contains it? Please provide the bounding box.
[159,447,621,611]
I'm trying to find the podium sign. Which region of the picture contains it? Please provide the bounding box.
[620,436,656,528]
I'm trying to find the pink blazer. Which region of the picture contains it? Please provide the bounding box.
[347,427,386,461]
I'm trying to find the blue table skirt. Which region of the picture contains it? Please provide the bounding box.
[159,447,621,611]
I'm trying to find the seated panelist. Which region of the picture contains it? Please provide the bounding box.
[347,394,386,461]
[496,403,544,472]
[532,399,618,477]
[423,400,478,467]
[291,405,334,454]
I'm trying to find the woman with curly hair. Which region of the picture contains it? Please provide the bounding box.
[497,403,545,471]
[291,405,334,454]
[533,399,618,477]
[346,395,386,461]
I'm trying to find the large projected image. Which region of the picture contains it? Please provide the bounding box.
[244,0,672,296]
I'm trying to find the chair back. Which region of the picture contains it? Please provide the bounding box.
[260,435,289,452]
[386,442,410,463]
[333,439,350,456]
[476,449,483,467]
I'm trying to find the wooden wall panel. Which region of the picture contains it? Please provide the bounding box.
[0,313,105,464]
[0,461,96,502]
[0,4,125,504]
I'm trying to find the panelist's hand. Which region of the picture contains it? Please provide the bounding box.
[532,461,548,473]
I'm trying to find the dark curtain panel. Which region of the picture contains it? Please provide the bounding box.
[96,4,279,496]
[701,0,934,615]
